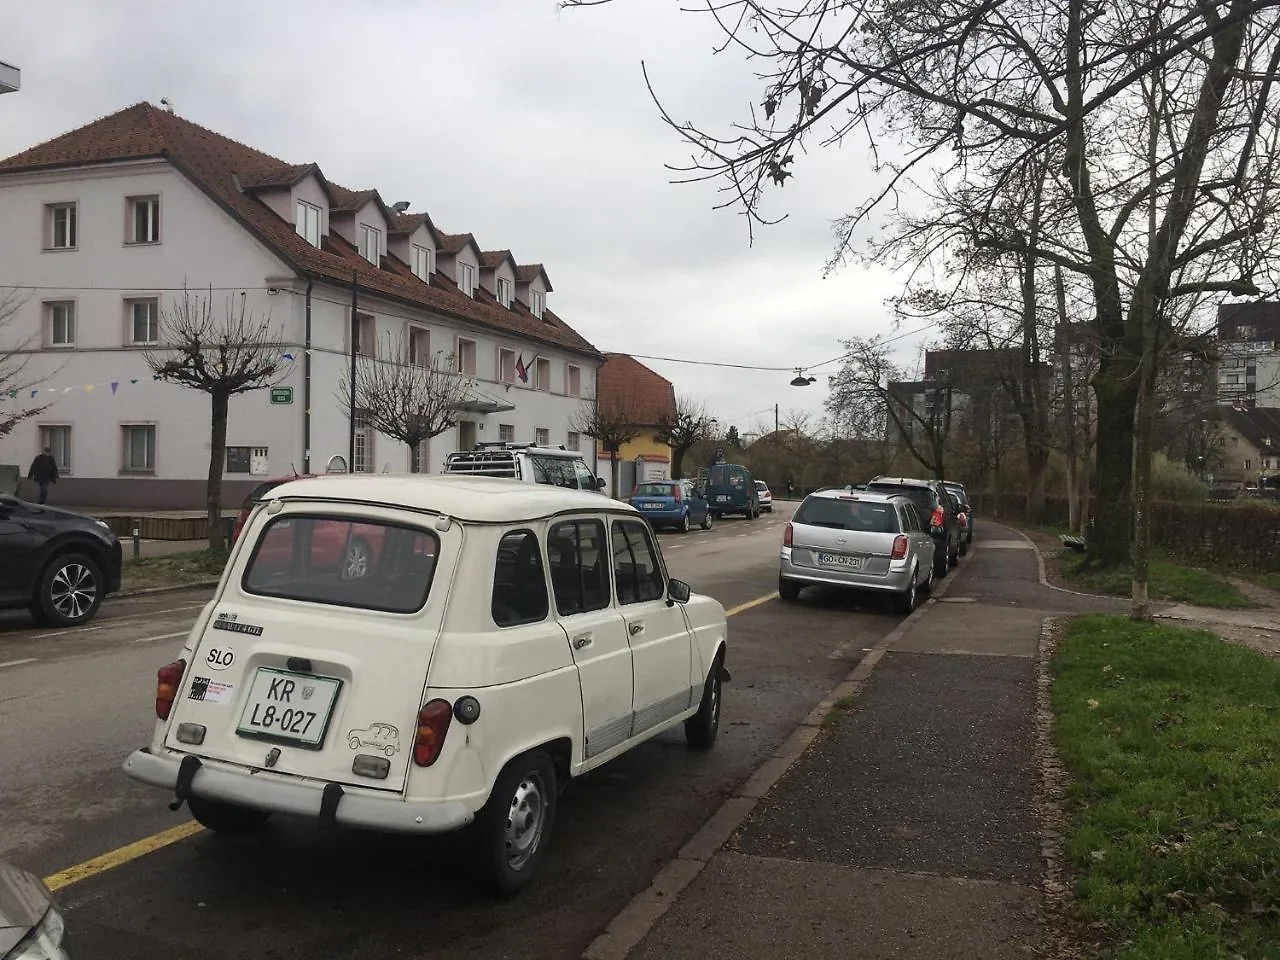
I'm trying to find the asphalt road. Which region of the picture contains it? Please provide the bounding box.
[0,502,917,960]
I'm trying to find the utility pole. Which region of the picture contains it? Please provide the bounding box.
[349,270,358,472]
[775,403,780,490]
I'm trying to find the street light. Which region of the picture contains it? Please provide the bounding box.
[790,367,816,387]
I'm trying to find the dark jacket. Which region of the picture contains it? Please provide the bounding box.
[28,453,59,484]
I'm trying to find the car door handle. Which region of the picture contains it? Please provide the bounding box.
[628,622,644,636]
[572,634,593,650]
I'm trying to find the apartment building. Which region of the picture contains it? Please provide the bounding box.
[0,103,601,508]
[1217,301,1280,409]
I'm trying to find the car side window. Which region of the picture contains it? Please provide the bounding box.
[531,456,578,489]
[548,519,611,615]
[611,520,666,605]
[492,529,549,627]
[573,460,597,490]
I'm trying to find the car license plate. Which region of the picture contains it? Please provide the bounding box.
[817,552,861,569]
[644,502,666,510]
[717,495,730,502]
[236,668,341,748]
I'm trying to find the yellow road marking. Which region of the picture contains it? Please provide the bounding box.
[43,820,205,892]
[43,590,779,893]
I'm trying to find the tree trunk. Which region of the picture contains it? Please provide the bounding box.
[671,446,686,481]
[1025,443,1049,524]
[1088,357,1137,565]
[1131,381,1155,621]
[208,389,230,552]
[1066,453,1081,534]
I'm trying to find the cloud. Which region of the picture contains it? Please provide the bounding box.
[0,0,927,426]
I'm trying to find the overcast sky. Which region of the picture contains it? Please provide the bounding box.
[1,0,932,436]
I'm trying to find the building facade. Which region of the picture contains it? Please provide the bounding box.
[1217,302,1280,409]
[595,353,676,495]
[0,103,601,508]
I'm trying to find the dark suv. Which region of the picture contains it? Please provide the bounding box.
[863,477,962,577]
[0,496,123,626]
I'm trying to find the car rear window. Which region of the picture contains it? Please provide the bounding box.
[242,479,287,510]
[708,465,728,485]
[242,515,439,613]
[866,483,932,514]
[794,497,901,533]
[634,482,675,496]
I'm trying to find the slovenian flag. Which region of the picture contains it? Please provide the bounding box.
[515,354,528,382]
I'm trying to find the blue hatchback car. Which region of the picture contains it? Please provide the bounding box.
[628,479,712,533]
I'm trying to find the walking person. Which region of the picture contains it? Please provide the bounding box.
[27,447,59,504]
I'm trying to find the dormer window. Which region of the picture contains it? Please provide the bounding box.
[458,262,476,298]
[359,225,381,265]
[530,289,545,319]
[296,200,321,247]
[412,245,433,282]
[496,277,512,308]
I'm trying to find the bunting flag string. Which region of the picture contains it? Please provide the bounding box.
[7,352,296,400]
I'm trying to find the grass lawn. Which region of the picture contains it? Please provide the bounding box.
[1052,616,1280,959]
[123,549,229,591]
[1059,550,1253,608]
[1250,571,1280,593]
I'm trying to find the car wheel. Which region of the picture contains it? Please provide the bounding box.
[959,538,968,556]
[343,537,374,579]
[348,736,361,749]
[922,562,935,594]
[680,512,691,534]
[188,796,271,835]
[949,542,959,567]
[933,547,949,578]
[895,567,918,615]
[685,652,723,749]
[384,745,396,758]
[778,576,801,601]
[472,750,557,897]
[701,511,713,530]
[38,552,103,627]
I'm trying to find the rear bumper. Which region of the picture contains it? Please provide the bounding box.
[123,747,474,835]
[779,551,912,594]
[634,508,685,525]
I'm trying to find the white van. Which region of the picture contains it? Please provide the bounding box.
[442,443,605,492]
[123,475,728,894]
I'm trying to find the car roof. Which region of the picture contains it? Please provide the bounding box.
[867,477,935,490]
[803,488,904,504]
[264,474,638,523]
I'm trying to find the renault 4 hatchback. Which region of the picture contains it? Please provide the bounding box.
[779,489,935,613]
[123,475,728,896]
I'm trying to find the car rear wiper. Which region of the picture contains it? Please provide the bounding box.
[807,521,851,529]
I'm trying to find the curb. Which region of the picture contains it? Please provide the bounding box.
[1003,524,1113,601]
[581,551,968,960]
[112,579,220,600]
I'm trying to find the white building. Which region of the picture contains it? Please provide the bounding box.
[0,103,602,508]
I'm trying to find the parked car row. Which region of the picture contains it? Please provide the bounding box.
[778,476,974,614]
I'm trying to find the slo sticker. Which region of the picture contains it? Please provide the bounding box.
[188,676,236,705]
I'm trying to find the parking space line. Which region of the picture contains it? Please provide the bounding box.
[25,604,207,640]
[134,631,190,644]
[0,658,39,669]
[725,594,775,618]
[43,821,205,892]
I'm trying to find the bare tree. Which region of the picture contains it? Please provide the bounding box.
[654,393,716,479]
[145,288,287,551]
[0,288,51,441]
[570,396,642,496]
[338,332,475,474]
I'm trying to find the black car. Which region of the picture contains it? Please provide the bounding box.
[0,496,122,627]
[864,477,962,577]
[942,480,974,548]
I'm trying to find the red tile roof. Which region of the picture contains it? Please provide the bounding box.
[598,353,676,426]
[480,249,517,272]
[0,103,599,358]
[516,263,553,291]
[389,211,435,236]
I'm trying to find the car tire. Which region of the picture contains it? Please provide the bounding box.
[685,652,723,749]
[701,511,713,530]
[921,562,936,594]
[933,547,949,578]
[949,542,959,567]
[959,538,968,557]
[680,512,691,534]
[894,567,918,615]
[37,552,104,627]
[344,537,374,579]
[348,736,361,749]
[188,796,271,836]
[778,576,801,601]
[472,750,558,897]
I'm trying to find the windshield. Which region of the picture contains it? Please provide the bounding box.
[794,497,900,533]
[243,515,439,613]
[634,482,676,496]
[708,464,729,486]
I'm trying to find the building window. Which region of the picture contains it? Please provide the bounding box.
[412,245,433,281]
[457,338,477,377]
[128,298,159,345]
[536,427,551,447]
[530,289,545,318]
[534,357,551,392]
[359,224,381,265]
[458,261,476,298]
[45,202,77,250]
[46,302,75,347]
[409,326,430,366]
[1245,458,1253,470]
[499,423,516,443]
[567,431,580,452]
[122,424,156,473]
[353,411,373,473]
[567,364,581,397]
[127,196,161,244]
[496,276,512,308]
[352,313,375,356]
[40,425,72,475]
[1238,324,1255,341]
[500,348,517,384]
[296,200,321,247]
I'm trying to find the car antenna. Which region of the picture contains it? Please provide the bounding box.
[290,463,298,477]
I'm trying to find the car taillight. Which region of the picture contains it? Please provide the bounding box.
[156,659,186,720]
[413,699,453,767]
[783,522,793,547]
[931,506,945,528]
[958,512,968,528]
[891,535,908,560]
[673,485,683,503]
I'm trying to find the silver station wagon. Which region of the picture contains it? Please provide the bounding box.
[778,489,936,613]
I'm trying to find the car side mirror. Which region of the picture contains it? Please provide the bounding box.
[667,578,692,605]
[595,477,607,489]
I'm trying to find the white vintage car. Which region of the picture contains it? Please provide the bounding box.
[123,475,729,894]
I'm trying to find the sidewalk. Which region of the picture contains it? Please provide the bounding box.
[589,527,1094,959]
